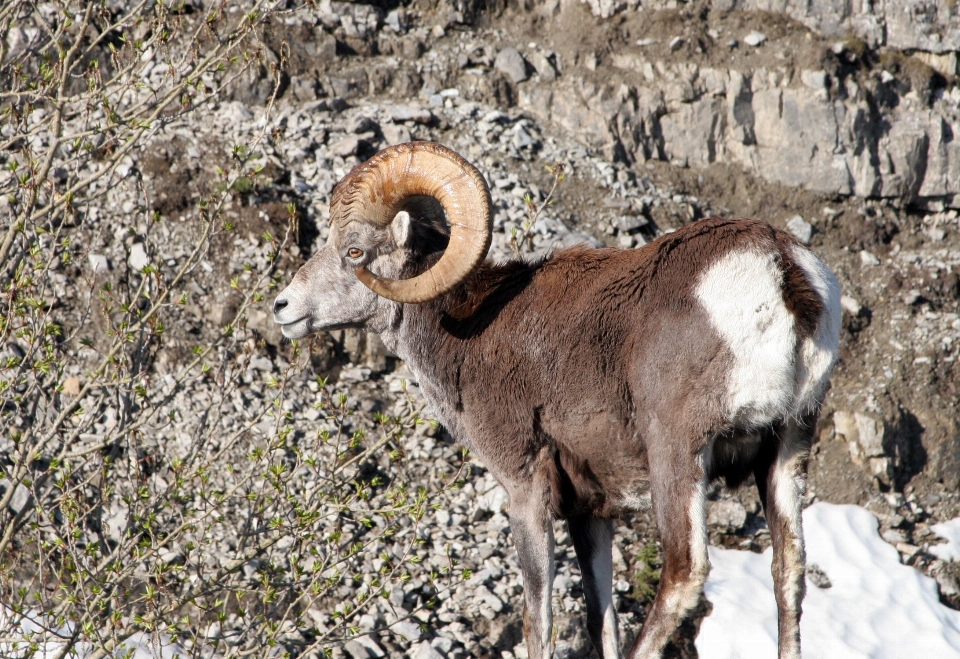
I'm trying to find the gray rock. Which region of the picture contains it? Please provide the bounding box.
[392,620,422,642]
[327,68,369,100]
[128,243,150,271]
[582,0,632,18]
[527,51,557,82]
[381,122,411,146]
[935,566,960,597]
[476,585,504,612]
[615,214,648,233]
[247,355,273,372]
[353,636,385,658]
[430,637,453,655]
[159,549,184,565]
[4,27,30,62]
[210,299,239,327]
[882,528,908,544]
[478,485,508,513]
[331,135,361,157]
[552,575,573,594]
[344,640,372,659]
[718,0,959,52]
[882,2,960,52]
[879,114,931,201]
[102,503,128,544]
[898,542,920,559]
[854,413,885,459]
[494,47,528,84]
[222,101,253,123]
[859,250,880,267]
[384,9,406,33]
[88,253,110,273]
[800,70,827,90]
[806,563,832,589]
[707,499,747,530]
[412,641,445,659]
[833,410,858,442]
[512,125,538,150]
[365,333,390,372]
[482,110,511,124]
[114,149,134,178]
[840,295,862,316]
[228,45,279,105]
[348,115,379,134]
[660,98,725,168]
[246,308,285,346]
[750,88,852,195]
[743,31,766,47]
[903,289,923,305]
[386,105,433,124]
[0,479,31,514]
[786,215,813,244]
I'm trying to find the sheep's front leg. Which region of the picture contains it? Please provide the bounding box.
[509,486,556,659]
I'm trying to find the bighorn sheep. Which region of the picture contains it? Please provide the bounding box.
[273,142,842,659]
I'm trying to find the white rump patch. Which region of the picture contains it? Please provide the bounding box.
[789,245,842,414]
[696,250,797,426]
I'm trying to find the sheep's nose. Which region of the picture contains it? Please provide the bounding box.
[273,298,288,314]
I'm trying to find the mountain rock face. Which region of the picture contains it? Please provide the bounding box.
[511,0,960,209]
[589,0,960,53]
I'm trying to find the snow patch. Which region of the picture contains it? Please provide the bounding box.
[698,502,960,659]
[931,518,960,562]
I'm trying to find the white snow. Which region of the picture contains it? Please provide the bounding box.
[931,518,960,562]
[698,502,960,659]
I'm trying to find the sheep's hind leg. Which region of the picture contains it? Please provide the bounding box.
[508,484,556,659]
[569,515,621,659]
[755,416,813,659]
[627,443,709,659]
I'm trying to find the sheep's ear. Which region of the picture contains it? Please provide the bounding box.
[390,210,412,248]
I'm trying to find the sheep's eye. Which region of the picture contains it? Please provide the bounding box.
[347,248,364,259]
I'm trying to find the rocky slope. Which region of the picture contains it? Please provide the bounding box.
[5,0,960,657]
[231,0,960,524]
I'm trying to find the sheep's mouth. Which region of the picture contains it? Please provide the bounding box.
[279,316,311,339]
[280,316,356,338]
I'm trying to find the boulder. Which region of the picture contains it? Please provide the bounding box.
[494,47,529,84]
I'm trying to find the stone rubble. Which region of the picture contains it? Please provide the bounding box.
[6,0,960,656]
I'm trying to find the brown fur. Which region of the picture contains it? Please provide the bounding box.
[397,218,824,518]
[278,210,836,659]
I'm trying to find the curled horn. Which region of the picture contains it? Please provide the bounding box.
[330,142,492,304]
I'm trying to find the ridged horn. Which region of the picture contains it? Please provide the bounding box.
[330,141,492,304]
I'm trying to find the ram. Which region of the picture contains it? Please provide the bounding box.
[273,142,841,659]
